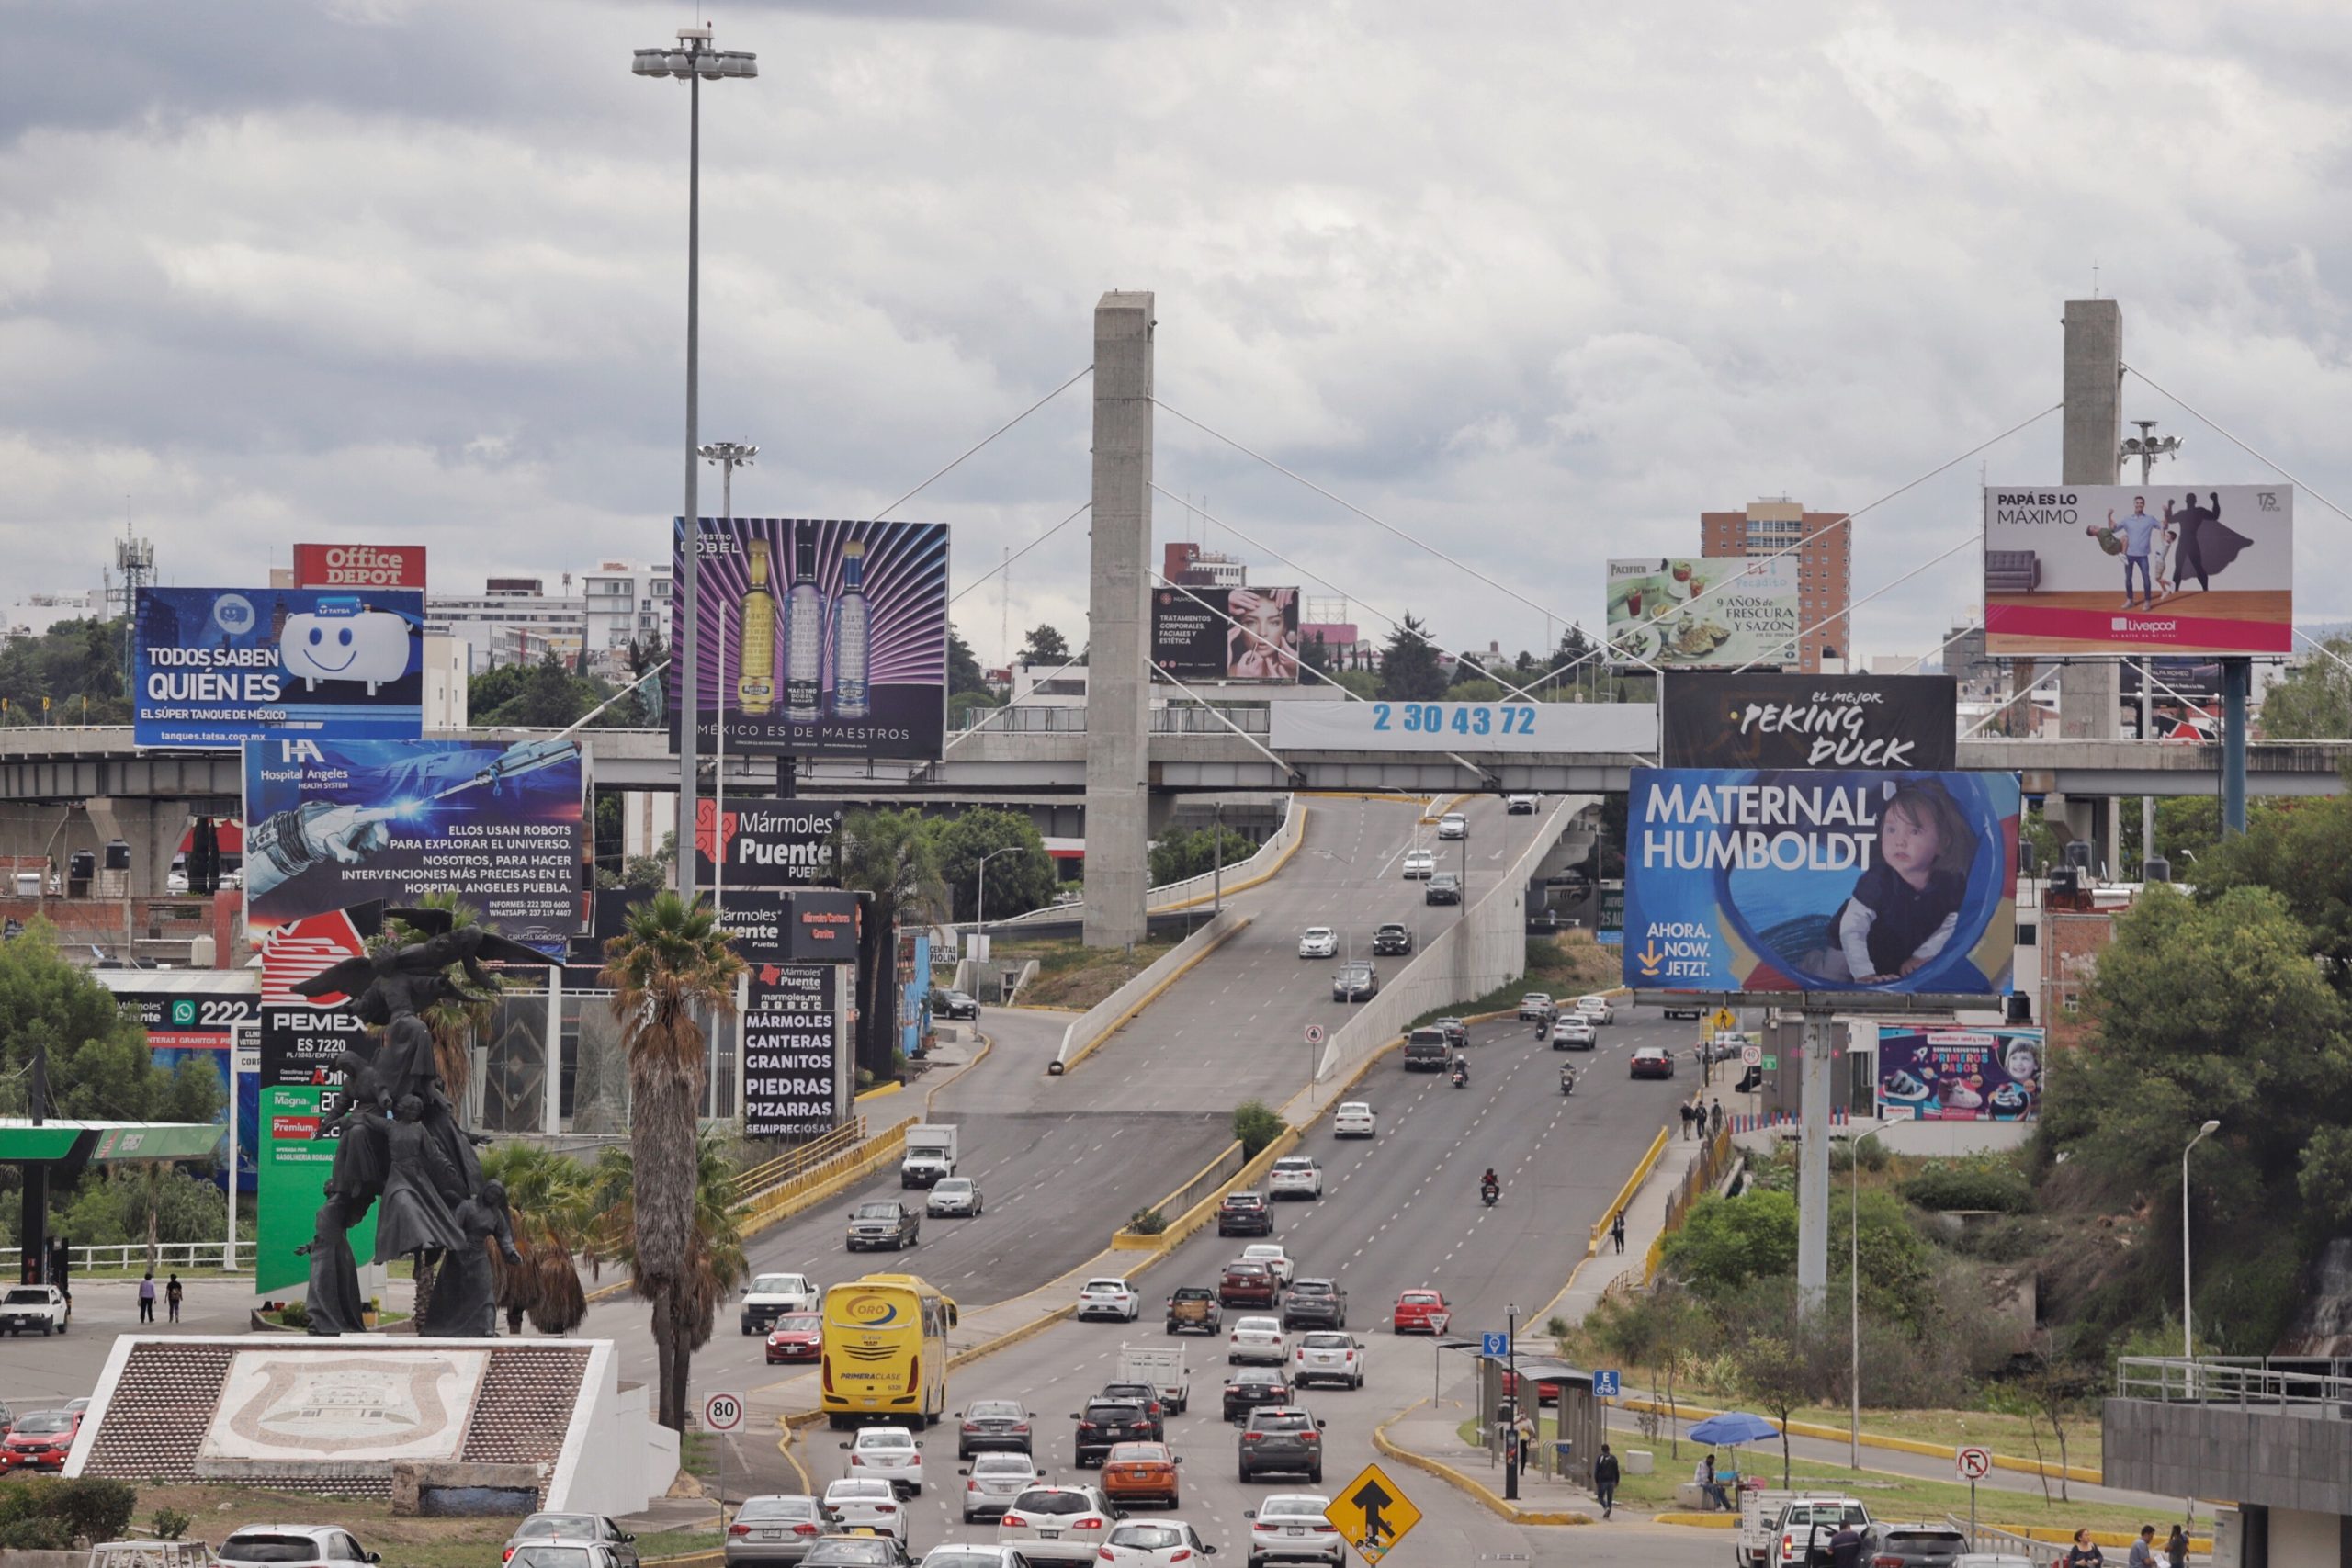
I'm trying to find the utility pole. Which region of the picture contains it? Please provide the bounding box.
[2053,299,2123,864]
[2122,420,2182,871]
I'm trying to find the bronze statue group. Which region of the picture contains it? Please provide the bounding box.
[291,910,549,1337]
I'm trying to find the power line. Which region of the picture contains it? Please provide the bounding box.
[872,363,1094,523]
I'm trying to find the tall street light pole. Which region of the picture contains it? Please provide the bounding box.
[1503,1300,1521,1502]
[635,27,757,902]
[2182,1119,2220,1359]
[975,846,1018,934]
[701,442,758,524]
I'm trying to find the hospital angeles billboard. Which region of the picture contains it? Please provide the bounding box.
[1621,768,2019,998]
[1983,484,2293,655]
[134,587,425,748]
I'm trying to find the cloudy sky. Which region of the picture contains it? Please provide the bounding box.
[4,0,2348,672]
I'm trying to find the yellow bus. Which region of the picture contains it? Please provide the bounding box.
[821,1273,959,1428]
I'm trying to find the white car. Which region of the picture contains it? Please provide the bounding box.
[927,1177,982,1217]
[843,1426,924,1495]
[822,1479,909,1543]
[1574,994,1616,1025]
[998,1484,1121,1565]
[1245,1495,1342,1568]
[1504,795,1538,815]
[1436,812,1467,840]
[1332,1102,1376,1139]
[1077,1278,1141,1322]
[959,1451,1039,1524]
[741,1271,820,1335]
[1296,928,1337,959]
[1291,1332,1367,1391]
[1267,1156,1324,1201]
[1401,850,1434,879]
[1239,1244,1295,1286]
[1100,1521,1217,1567]
[1547,1016,1596,1051]
[217,1528,379,1568]
[1227,1315,1287,1365]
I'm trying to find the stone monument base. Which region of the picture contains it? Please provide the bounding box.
[66,1336,675,1515]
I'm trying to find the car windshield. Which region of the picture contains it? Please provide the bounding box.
[773,1314,820,1334]
[750,1275,805,1294]
[220,1537,334,1563]
[14,1415,71,1434]
[1254,1412,1311,1432]
[1084,1280,1128,1292]
[1304,928,1332,939]
[1224,1195,1262,1208]
[1272,1159,1312,1171]
[3,1290,49,1304]
[1888,1533,1966,1547]
[854,1203,900,1219]
[1290,1281,1333,1296]
[1339,1103,1370,1114]
[1301,1333,1351,1348]
[1226,1263,1266,1277]
[805,1543,897,1567]
[739,1497,820,1520]
[509,1550,595,1568]
[1110,1444,1169,1463]
[922,1554,1006,1568]
[857,1430,915,1450]
[933,1179,971,1194]
[1012,1490,1093,1517]
[828,1481,893,1501]
[1236,1317,1280,1333]
[1111,1527,1185,1550]
[972,1454,1033,1474]
[1401,1293,1439,1305]
[1261,1497,1329,1522]
[968,1401,1023,1419]
[1236,1371,1284,1387]
[1085,1404,1142,1421]
[514,1517,597,1540]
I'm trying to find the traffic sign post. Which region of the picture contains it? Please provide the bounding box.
[1592,1369,1622,1399]
[1709,1007,1738,1034]
[1481,1331,1510,1358]
[705,1393,745,1531]
[1741,1044,1763,1067]
[1305,1023,1327,1046]
[1954,1447,1992,1543]
[1329,1461,1421,1565]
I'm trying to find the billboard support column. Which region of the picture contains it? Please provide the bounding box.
[2222,658,2250,833]
[2056,302,2122,871]
[1082,290,1155,950]
[1795,1004,1835,1316]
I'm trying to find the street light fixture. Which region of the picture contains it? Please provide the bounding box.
[634,24,757,903]
[975,846,1020,934]
[2182,1119,2220,1359]
[699,442,758,522]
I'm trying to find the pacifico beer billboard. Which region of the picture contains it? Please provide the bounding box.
[292,544,428,591]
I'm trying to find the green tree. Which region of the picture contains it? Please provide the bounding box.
[1724,1283,1843,1487]
[1148,825,1257,887]
[833,810,947,1082]
[1587,1282,1710,1458]
[1830,1188,1939,1330]
[1659,1189,1799,1301]
[480,1141,594,1335]
[1232,1100,1283,1157]
[0,920,213,1122]
[1329,670,1380,701]
[1019,625,1071,665]
[2190,796,2352,991]
[949,690,1001,728]
[0,616,132,725]
[947,627,991,696]
[1376,615,1447,702]
[930,807,1057,923]
[2257,637,2352,739]
[600,892,746,1430]
[1448,678,1504,703]
[588,1134,744,1381]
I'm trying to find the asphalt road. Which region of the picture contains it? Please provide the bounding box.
[806,1008,1698,1567]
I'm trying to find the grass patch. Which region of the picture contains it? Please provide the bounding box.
[999,937,1178,1010]
[680,1429,718,1478]
[1770,1404,2102,1471]
[1407,932,1617,1032]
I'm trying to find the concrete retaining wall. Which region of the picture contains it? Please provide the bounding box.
[1054,908,1250,1071]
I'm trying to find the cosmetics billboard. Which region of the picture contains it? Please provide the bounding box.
[671,519,949,760]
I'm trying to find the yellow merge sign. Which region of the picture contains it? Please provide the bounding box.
[1328,1461,1421,1564]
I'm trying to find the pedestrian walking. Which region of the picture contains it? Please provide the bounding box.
[2128,1527,2159,1568]
[137,1271,156,1324]
[165,1273,183,1324]
[1711,1098,1725,1138]
[2165,1527,2188,1568]
[1611,1210,1627,1255]
[1594,1441,1621,1518]
[1679,1100,1695,1140]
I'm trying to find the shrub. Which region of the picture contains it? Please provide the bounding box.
[1899,1157,2032,1213]
[1232,1100,1284,1158]
[1127,1207,1168,1236]
[275,1299,311,1330]
[0,1476,137,1548]
[152,1507,192,1541]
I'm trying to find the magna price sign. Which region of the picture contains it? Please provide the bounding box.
[293,544,428,590]
[1660,673,1956,770]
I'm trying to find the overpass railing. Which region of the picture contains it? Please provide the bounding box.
[2115,1355,2352,1408]
[952,704,1274,736]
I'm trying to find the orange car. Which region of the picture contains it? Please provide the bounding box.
[1100,1440,1181,1508]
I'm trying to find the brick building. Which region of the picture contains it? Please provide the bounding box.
[1701,499,1849,673]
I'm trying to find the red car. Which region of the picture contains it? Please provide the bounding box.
[1391,1290,1451,1335]
[1218,1260,1279,1310]
[1499,1369,1564,1406]
[764,1312,822,1365]
[0,1411,78,1473]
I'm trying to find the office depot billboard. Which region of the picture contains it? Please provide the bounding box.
[292,544,428,591]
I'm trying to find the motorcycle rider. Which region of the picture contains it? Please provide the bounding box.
[1451,1054,1469,1086]
[1480,1167,1500,1199]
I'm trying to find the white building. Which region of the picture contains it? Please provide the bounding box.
[581,561,673,678]
[426,578,587,675]
[2,591,107,642]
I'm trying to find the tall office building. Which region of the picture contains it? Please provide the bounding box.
[580,560,675,677]
[426,577,586,675]
[1700,499,1849,673]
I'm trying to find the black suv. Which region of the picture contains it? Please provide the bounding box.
[1221,1369,1291,1423]
[1217,1193,1274,1237]
[1098,1382,1167,1438]
[1070,1399,1155,1466]
[1434,1018,1470,1050]
[1371,923,1412,956]
[1425,873,1462,906]
[1237,1406,1326,1483]
[845,1200,921,1252]
[1280,1278,1347,1331]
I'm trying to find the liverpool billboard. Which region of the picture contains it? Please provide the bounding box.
[134,586,425,748]
[671,518,948,759]
[1983,485,2293,655]
[1606,558,1798,671]
[1621,768,2020,997]
[243,737,585,957]
[1151,585,1302,682]
[1660,673,1956,770]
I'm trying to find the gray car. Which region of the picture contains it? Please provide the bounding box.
[1237,1406,1326,1483]
[1862,1526,1969,1568]
[723,1495,828,1568]
[848,1200,922,1252]
[505,1517,639,1568]
[927,1178,983,1218]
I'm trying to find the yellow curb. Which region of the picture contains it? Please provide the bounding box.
[1653,1513,1738,1529]
[737,1117,921,1243]
[1058,916,1252,1075]
[854,1080,906,1103]
[1418,793,1476,824]
[1153,807,1309,912]
[773,1413,813,1492]
[1589,1126,1670,1256]
[1618,1395,2105,1486]
[1371,1400,1594,1527]
[925,1030,993,1118]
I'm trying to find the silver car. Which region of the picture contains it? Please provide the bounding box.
[506,1517,640,1568]
[928,1178,983,1217]
[959,1451,1040,1523]
[722,1496,827,1567]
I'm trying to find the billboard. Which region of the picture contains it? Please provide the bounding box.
[292,544,428,591]
[693,797,843,889]
[1151,586,1302,682]
[1621,768,2020,997]
[1268,699,1657,755]
[105,982,260,1191]
[1661,673,1957,770]
[671,518,948,759]
[134,587,426,748]
[1983,485,2293,654]
[243,738,585,958]
[254,910,379,1294]
[1876,1024,2042,1123]
[722,889,863,964]
[742,963,846,1139]
[1606,558,1799,671]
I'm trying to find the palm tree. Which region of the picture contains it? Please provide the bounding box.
[588,1135,746,1359]
[601,891,744,1431]
[478,1141,594,1336]
[831,810,945,1088]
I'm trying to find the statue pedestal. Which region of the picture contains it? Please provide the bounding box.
[66,1336,674,1516]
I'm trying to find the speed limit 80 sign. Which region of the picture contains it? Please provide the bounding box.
[705,1392,745,1432]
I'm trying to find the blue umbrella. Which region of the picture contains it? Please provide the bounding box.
[1687,1412,1779,1447]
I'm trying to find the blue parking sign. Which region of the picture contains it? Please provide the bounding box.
[1480,1332,1510,1358]
[1593,1369,1622,1398]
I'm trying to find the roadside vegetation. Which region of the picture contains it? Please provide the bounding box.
[997,936,1178,1010]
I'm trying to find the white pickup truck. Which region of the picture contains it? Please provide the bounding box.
[0,1284,68,1337]
[1738,1493,1872,1568]
[1119,1344,1192,1416]
[900,1123,959,1188]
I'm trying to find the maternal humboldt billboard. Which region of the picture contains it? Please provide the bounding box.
[135,587,426,748]
[1151,586,1302,682]
[672,518,949,759]
[1621,768,2020,997]
[1876,1024,2042,1122]
[1606,558,1798,671]
[243,737,585,957]
[1983,485,2293,655]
